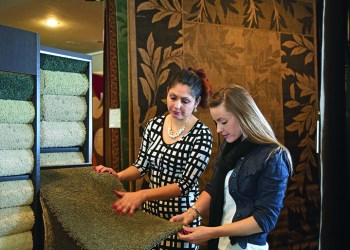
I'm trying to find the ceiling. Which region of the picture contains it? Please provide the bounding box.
[0,0,105,54]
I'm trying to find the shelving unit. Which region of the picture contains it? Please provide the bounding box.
[39,46,92,168]
[0,25,40,249]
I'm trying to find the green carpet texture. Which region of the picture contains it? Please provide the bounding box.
[0,180,34,209]
[41,70,89,96]
[0,124,34,150]
[40,167,183,250]
[0,231,33,250]
[0,100,35,124]
[40,54,88,73]
[0,150,34,176]
[41,95,87,122]
[0,205,34,237]
[0,71,34,101]
[41,121,86,148]
[40,152,85,167]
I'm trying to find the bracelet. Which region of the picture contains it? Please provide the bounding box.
[189,205,201,219]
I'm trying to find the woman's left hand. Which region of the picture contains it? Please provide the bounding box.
[178,226,215,245]
[113,190,145,216]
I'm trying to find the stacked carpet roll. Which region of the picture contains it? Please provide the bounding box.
[0,70,35,249]
[40,167,183,250]
[40,54,89,167]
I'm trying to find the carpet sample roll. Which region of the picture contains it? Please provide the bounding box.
[41,95,87,122]
[0,206,34,237]
[0,150,34,176]
[0,124,34,150]
[41,70,89,96]
[0,180,34,209]
[0,231,33,250]
[41,121,86,148]
[0,71,34,101]
[40,167,183,250]
[0,100,35,124]
[40,152,85,167]
[40,53,89,73]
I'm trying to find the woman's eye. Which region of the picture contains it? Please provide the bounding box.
[182,100,190,104]
[221,121,227,125]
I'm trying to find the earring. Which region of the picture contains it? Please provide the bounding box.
[194,108,198,113]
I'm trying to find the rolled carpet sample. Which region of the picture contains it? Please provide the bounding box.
[41,70,89,96]
[0,206,34,237]
[0,71,34,101]
[40,167,183,250]
[0,124,34,150]
[40,53,88,73]
[41,121,86,148]
[0,100,35,124]
[0,231,33,250]
[40,152,85,167]
[0,150,34,176]
[0,180,34,209]
[41,95,87,122]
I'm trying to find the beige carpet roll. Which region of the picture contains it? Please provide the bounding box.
[0,150,34,176]
[41,95,87,122]
[40,152,85,167]
[41,70,89,96]
[0,100,35,124]
[0,124,34,150]
[41,121,86,148]
[0,206,34,237]
[0,231,33,250]
[0,180,34,209]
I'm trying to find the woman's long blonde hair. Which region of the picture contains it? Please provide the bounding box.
[209,84,293,172]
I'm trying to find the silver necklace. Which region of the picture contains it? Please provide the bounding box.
[168,119,186,139]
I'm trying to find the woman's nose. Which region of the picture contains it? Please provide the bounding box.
[175,100,181,109]
[216,124,222,133]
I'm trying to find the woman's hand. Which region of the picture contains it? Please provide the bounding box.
[169,210,196,225]
[93,165,119,178]
[178,226,216,245]
[113,190,145,216]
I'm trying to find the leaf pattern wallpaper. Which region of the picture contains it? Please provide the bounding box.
[129,0,319,249]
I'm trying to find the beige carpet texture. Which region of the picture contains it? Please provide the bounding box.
[0,231,33,250]
[0,205,34,237]
[40,167,183,250]
[0,180,34,209]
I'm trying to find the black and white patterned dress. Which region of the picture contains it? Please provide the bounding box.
[133,116,213,249]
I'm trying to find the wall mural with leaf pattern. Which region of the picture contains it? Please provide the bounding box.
[129,0,319,249]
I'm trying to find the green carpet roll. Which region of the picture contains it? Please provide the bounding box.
[0,71,34,101]
[0,180,34,209]
[0,231,33,250]
[0,206,34,237]
[40,167,183,250]
[41,121,86,148]
[40,152,85,167]
[41,95,87,122]
[40,53,89,73]
[0,100,35,124]
[0,150,34,176]
[41,70,89,96]
[0,124,34,150]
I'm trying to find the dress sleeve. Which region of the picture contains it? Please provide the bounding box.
[132,119,153,176]
[176,127,213,195]
[252,148,291,233]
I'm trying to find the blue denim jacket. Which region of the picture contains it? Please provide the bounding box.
[206,144,290,249]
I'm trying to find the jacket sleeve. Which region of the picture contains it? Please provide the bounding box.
[252,148,290,233]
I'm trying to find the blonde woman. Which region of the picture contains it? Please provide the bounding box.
[170,84,292,250]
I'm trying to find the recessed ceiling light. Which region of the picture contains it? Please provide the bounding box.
[45,18,60,27]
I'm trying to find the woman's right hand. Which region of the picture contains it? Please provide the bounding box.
[169,210,196,225]
[93,165,119,178]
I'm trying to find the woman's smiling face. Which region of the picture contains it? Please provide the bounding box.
[210,103,243,143]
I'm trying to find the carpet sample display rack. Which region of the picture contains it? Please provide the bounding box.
[0,25,40,250]
[40,46,92,168]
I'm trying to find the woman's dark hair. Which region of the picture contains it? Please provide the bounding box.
[168,67,212,108]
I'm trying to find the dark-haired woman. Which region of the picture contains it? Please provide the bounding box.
[94,68,213,249]
[170,84,292,250]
